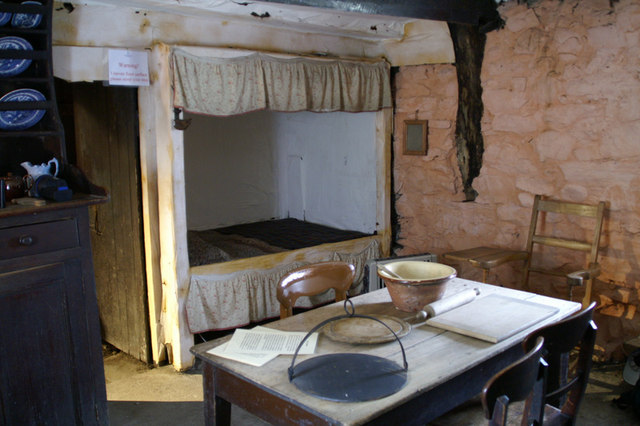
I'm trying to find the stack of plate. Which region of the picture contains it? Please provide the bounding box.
[0,88,45,130]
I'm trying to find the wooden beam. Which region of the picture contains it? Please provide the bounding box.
[376,108,392,257]
[448,23,486,201]
[143,43,194,370]
[257,0,502,27]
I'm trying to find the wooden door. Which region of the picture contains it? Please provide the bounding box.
[60,80,150,363]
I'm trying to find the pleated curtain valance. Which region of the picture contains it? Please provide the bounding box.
[171,49,392,116]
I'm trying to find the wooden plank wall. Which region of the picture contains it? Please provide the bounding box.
[70,81,150,362]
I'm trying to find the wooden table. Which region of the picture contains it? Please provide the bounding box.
[191,278,581,425]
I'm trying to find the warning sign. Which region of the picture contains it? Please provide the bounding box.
[108,49,150,86]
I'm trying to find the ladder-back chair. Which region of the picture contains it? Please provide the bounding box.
[482,336,547,426]
[442,195,605,307]
[522,302,597,425]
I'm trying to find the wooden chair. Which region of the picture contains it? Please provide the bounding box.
[276,261,356,319]
[441,195,606,307]
[521,302,597,425]
[482,336,547,426]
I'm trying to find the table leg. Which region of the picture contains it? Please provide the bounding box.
[199,360,331,425]
[203,363,231,426]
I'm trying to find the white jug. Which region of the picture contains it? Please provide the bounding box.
[21,157,59,180]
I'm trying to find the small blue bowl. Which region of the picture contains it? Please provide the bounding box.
[11,1,42,29]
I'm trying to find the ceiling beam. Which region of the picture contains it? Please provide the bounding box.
[256,0,502,28]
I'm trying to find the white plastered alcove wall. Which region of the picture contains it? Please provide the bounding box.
[185,110,378,233]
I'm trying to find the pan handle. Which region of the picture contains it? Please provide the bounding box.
[288,299,409,382]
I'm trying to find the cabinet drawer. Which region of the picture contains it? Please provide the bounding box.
[0,219,79,259]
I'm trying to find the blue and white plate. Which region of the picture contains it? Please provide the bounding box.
[11,1,42,29]
[0,2,12,27]
[0,36,33,77]
[0,88,46,130]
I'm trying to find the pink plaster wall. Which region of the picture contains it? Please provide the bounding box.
[393,0,640,360]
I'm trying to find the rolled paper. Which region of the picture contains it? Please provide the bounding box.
[424,288,479,317]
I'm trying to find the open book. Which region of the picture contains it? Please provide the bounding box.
[207,326,317,367]
[424,290,559,343]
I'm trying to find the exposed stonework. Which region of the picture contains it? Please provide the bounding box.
[393,0,640,360]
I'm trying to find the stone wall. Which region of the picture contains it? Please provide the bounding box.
[393,0,640,360]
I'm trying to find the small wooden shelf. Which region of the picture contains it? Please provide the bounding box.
[0,50,48,59]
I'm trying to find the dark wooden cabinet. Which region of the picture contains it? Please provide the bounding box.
[0,199,108,425]
[0,3,108,421]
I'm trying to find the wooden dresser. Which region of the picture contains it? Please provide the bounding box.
[0,197,108,425]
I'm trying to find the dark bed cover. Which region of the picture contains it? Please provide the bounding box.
[214,218,371,250]
[188,218,374,267]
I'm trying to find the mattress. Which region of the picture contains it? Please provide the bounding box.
[188,218,372,266]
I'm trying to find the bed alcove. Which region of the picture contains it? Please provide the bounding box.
[136,44,393,368]
[184,107,383,333]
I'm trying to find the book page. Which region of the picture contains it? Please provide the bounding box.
[207,342,278,367]
[225,328,318,354]
[206,326,317,367]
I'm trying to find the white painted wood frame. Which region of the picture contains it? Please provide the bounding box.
[139,43,392,369]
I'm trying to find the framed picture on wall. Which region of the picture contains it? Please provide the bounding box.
[403,120,428,155]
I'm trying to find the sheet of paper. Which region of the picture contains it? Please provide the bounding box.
[225,328,318,354]
[206,326,317,366]
[252,325,284,333]
[108,49,150,86]
[206,342,277,367]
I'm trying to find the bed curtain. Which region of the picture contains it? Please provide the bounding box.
[171,49,392,116]
[186,239,380,333]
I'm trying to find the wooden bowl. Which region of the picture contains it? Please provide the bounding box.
[377,261,457,312]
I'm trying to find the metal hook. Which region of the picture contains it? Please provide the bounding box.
[173,108,191,130]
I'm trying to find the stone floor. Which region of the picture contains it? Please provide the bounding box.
[105,348,639,425]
